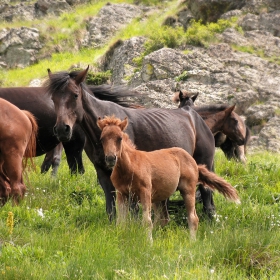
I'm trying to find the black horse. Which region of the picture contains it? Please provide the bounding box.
[45,67,220,220]
[0,85,140,175]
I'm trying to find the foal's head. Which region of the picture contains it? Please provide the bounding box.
[97,116,130,169]
[173,90,199,108]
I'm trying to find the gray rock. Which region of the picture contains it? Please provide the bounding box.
[83,3,144,48]
[0,27,42,68]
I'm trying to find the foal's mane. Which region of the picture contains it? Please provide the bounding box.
[44,69,144,108]
[101,116,136,149]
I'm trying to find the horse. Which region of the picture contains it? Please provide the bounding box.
[97,115,240,240]
[45,67,225,221]
[0,83,141,175]
[0,98,38,206]
[173,90,250,163]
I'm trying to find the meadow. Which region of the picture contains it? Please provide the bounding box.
[0,150,279,279]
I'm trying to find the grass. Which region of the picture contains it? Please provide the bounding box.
[0,150,279,279]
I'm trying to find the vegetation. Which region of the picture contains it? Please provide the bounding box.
[0,150,279,279]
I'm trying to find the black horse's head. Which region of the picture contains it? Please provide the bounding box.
[46,67,89,142]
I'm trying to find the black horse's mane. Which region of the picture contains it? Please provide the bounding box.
[44,70,145,108]
[193,104,231,113]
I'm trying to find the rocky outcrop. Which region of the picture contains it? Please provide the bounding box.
[0,27,42,68]
[0,0,87,22]
[82,3,145,48]
[1,0,280,153]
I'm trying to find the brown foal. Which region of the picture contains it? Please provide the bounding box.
[97,115,240,240]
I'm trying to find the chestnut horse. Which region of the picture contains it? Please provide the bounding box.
[97,116,240,239]
[173,91,250,163]
[0,98,38,206]
[46,67,225,221]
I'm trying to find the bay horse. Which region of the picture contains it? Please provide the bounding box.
[0,98,38,206]
[46,67,219,221]
[97,116,240,240]
[173,91,250,163]
[0,84,140,175]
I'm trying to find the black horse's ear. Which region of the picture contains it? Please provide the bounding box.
[192,93,199,103]
[75,65,89,85]
[179,90,184,101]
[47,68,52,78]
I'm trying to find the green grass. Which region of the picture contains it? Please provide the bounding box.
[0,150,279,279]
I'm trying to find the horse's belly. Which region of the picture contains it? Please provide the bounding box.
[151,167,180,202]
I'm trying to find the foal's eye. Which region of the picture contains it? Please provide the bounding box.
[117,137,122,143]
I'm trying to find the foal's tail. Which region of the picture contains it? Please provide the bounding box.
[198,165,240,203]
[22,110,38,169]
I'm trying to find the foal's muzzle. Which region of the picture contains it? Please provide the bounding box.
[105,154,117,169]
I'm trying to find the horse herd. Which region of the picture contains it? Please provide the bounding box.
[0,67,250,238]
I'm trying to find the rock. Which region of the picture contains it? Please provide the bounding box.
[82,3,145,48]
[186,0,246,22]
[0,27,42,68]
[35,0,71,16]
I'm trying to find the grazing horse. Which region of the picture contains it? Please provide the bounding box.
[0,84,140,175]
[97,116,240,239]
[173,90,250,163]
[0,99,38,205]
[46,67,218,220]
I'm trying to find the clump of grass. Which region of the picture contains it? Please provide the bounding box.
[184,18,233,47]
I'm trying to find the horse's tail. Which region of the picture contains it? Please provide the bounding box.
[22,110,38,170]
[198,165,240,203]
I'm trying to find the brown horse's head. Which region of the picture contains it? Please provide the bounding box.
[46,67,89,142]
[97,116,128,169]
[221,105,246,146]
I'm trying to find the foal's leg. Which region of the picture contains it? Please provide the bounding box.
[179,182,199,239]
[116,192,129,226]
[153,200,169,227]
[139,189,153,242]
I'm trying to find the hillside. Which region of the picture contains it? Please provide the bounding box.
[0,0,280,153]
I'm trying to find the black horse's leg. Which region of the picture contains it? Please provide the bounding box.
[84,139,116,221]
[62,126,85,174]
[193,140,216,219]
[94,166,117,222]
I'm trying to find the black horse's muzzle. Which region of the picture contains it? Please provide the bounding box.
[53,124,72,142]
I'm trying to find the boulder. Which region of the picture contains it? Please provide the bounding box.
[0,27,42,68]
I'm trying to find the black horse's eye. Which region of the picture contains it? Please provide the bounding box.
[74,93,78,99]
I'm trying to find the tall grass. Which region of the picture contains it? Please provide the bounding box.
[0,150,279,279]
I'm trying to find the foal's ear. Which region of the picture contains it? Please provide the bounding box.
[120,117,128,131]
[75,65,89,85]
[97,117,104,131]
